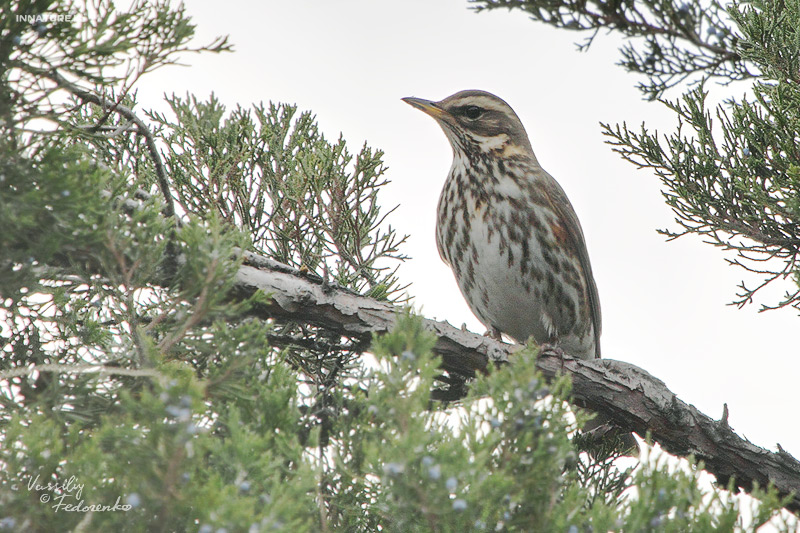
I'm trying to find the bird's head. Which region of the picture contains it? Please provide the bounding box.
[402,90,534,160]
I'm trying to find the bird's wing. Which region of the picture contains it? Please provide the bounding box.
[541,171,602,359]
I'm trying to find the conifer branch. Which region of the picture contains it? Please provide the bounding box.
[33,67,177,221]
[230,251,800,514]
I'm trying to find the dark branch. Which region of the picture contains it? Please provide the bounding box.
[29,66,177,221]
[470,0,752,99]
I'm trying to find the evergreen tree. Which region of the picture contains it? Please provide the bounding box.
[0,1,797,531]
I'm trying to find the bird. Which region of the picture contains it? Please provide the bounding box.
[403,90,636,453]
[402,90,601,360]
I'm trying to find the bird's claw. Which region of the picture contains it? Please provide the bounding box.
[483,326,503,341]
[540,343,565,357]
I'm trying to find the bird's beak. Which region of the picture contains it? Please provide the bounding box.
[402,96,447,119]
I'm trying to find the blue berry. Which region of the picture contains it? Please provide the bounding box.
[383,462,405,476]
[126,493,141,508]
[452,498,467,511]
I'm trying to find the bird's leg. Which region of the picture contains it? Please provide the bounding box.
[540,342,566,373]
[540,342,564,357]
[483,326,503,341]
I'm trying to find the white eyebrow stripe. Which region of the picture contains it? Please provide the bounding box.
[451,96,512,114]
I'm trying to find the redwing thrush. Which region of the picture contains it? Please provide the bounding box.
[402,90,601,359]
[403,90,636,452]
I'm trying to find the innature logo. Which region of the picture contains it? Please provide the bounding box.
[16,14,78,23]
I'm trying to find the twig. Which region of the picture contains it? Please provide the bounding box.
[37,67,176,220]
[0,363,164,381]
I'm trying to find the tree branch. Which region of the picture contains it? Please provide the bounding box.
[26,185,800,511]
[36,67,177,221]
[234,250,800,514]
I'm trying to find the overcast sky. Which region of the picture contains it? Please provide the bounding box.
[139,1,800,456]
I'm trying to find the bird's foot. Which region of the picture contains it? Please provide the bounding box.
[483,326,503,341]
[540,343,565,358]
[540,343,567,373]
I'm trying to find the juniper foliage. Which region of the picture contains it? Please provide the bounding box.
[0,0,796,531]
[473,0,800,312]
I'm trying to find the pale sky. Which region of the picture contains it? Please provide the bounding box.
[139,1,800,456]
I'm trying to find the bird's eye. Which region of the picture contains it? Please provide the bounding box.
[463,106,483,120]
